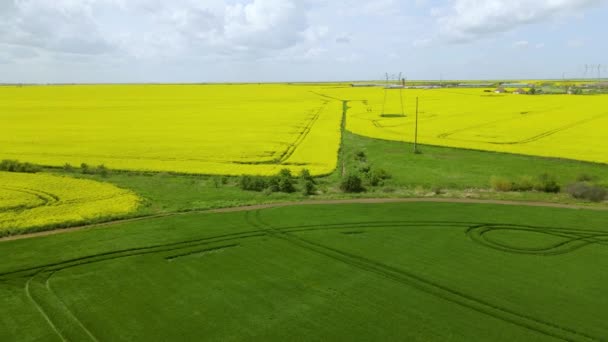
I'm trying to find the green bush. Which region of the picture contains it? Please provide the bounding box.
[300,169,316,195]
[340,174,364,193]
[354,151,367,162]
[97,164,109,177]
[0,160,41,173]
[239,175,267,192]
[534,173,560,193]
[577,173,596,182]
[358,164,371,174]
[512,176,534,191]
[63,163,74,172]
[367,168,392,186]
[239,169,296,193]
[278,177,296,193]
[566,182,607,202]
[490,176,512,192]
[276,168,296,193]
[81,163,91,174]
[301,179,316,195]
[492,174,560,193]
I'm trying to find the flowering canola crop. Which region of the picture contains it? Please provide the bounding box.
[0,171,139,234]
[0,84,342,176]
[2,84,606,179]
[323,87,608,164]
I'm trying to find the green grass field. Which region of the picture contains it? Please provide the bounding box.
[1,202,607,341]
[44,130,607,220]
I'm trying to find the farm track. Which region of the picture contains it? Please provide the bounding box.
[1,216,606,341]
[1,198,608,242]
[440,112,608,145]
[245,211,603,341]
[0,186,59,212]
[467,225,608,255]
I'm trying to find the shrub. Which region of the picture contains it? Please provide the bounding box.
[81,163,91,174]
[340,174,364,193]
[358,164,371,174]
[276,168,296,193]
[512,176,534,191]
[566,182,607,202]
[354,151,367,162]
[239,175,267,192]
[96,164,109,177]
[278,176,296,193]
[0,159,41,173]
[300,169,316,195]
[577,173,596,182]
[368,168,392,186]
[433,186,444,195]
[278,168,292,178]
[534,173,560,193]
[239,169,296,193]
[301,179,316,195]
[300,168,315,183]
[63,163,74,172]
[490,176,512,192]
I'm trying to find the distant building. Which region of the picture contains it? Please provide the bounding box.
[512,88,527,95]
[457,83,494,88]
[494,87,506,94]
[501,83,533,88]
[588,82,608,89]
[351,84,380,87]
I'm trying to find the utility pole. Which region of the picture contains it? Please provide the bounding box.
[414,97,420,154]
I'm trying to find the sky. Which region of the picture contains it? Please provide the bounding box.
[0,0,607,83]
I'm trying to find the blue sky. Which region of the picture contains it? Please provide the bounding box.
[0,0,607,83]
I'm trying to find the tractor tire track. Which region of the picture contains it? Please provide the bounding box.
[1,197,607,243]
[245,210,602,341]
[4,216,607,341]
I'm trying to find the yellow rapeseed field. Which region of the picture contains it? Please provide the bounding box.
[2,84,606,178]
[0,84,342,176]
[0,171,139,234]
[322,87,608,164]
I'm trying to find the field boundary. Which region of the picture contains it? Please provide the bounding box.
[1,198,607,242]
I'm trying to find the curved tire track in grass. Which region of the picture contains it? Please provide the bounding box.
[245,210,603,341]
[467,225,608,255]
[1,197,607,243]
[2,215,606,341]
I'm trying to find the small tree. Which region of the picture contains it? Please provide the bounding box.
[301,179,316,195]
[80,163,90,174]
[277,168,295,193]
[97,164,109,177]
[300,168,316,195]
[534,173,560,193]
[279,177,296,193]
[340,174,364,193]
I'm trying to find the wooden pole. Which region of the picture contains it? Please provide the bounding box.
[414,97,419,153]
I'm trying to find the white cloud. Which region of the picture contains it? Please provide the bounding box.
[335,34,352,44]
[0,1,116,55]
[336,52,360,63]
[0,0,313,59]
[412,38,432,47]
[435,0,605,42]
[513,40,529,48]
[567,38,585,48]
